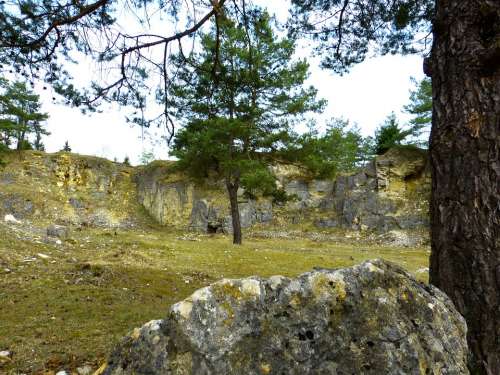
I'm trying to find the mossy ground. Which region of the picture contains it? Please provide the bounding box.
[0,223,429,374]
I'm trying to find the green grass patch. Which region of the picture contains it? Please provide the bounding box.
[0,226,429,374]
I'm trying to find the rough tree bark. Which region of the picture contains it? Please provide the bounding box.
[428,1,500,374]
[226,178,242,245]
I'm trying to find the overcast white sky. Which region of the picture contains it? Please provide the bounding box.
[35,2,425,165]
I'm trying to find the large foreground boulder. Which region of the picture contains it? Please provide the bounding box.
[103,260,468,374]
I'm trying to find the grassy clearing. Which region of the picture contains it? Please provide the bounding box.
[0,224,429,374]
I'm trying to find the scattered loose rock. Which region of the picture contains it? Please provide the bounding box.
[416,267,430,274]
[378,230,427,247]
[47,224,70,239]
[0,350,12,362]
[176,234,202,242]
[103,259,468,375]
[4,214,21,224]
[76,364,93,375]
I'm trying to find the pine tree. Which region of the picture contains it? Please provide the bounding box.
[61,141,71,152]
[33,130,45,151]
[139,150,155,165]
[170,9,325,244]
[293,118,371,178]
[0,78,49,150]
[373,113,415,155]
[404,77,432,146]
[370,79,433,155]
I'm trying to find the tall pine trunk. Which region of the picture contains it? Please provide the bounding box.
[226,179,242,245]
[428,1,500,373]
[16,126,26,150]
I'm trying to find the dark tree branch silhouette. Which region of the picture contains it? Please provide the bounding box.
[0,0,229,142]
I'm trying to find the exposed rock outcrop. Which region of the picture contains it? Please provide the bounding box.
[314,148,430,231]
[103,259,468,375]
[0,148,429,234]
[0,151,143,228]
[136,148,430,233]
[135,162,273,233]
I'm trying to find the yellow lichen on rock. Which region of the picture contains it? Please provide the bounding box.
[92,362,107,375]
[260,363,271,374]
[171,352,192,375]
[172,299,194,320]
[131,327,141,340]
[310,272,347,303]
[240,279,261,298]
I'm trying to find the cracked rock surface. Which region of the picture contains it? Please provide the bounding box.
[104,259,468,375]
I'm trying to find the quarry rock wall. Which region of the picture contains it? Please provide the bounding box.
[136,148,430,233]
[0,151,142,227]
[0,148,430,234]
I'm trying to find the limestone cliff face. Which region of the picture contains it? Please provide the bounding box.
[134,161,195,227]
[0,151,144,227]
[313,147,430,231]
[0,148,429,232]
[135,161,273,233]
[136,148,430,233]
